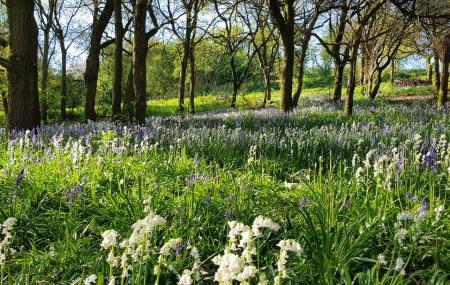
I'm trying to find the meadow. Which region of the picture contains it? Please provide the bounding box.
[0,86,449,284]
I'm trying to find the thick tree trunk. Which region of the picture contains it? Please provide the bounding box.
[434,52,441,93]
[189,49,196,114]
[84,0,114,121]
[6,0,41,131]
[293,49,307,107]
[1,91,7,116]
[333,62,345,102]
[427,55,433,83]
[112,0,123,119]
[345,59,357,116]
[125,67,135,104]
[438,46,449,108]
[134,0,149,124]
[280,36,294,112]
[60,47,67,120]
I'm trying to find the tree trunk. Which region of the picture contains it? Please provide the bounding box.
[189,49,196,114]
[84,0,114,121]
[293,48,307,107]
[125,67,135,104]
[427,55,433,83]
[438,45,449,108]
[134,0,149,124]
[178,51,189,112]
[345,59,357,116]
[41,17,52,123]
[112,0,123,119]
[1,91,7,116]
[333,62,345,101]
[267,0,294,112]
[230,56,239,108]
[390,60,395,85]
[434,52,441,93]
[369,71,382,100]
[360,44,366,94]
[6,0,41,131]
[60,47,67,120]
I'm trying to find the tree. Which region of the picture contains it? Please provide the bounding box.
[212,0,256,108]
[84,0,114,121]
[344,0,386,115]
[36,0,56,123]
[0,0,41,131]
[112,0,124,119]
[292,0,331,107]
[134,0,149,124]
[166,0,207,113]
[240,0,279,107]
[267,0,296,112]
[53,0,85,121]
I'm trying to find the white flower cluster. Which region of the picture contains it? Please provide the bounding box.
[0,218,17,268]
[274,239,302,284]
[213,216,284,285]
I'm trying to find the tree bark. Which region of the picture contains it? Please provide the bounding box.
[1,91,7,116]
[178,50,189,112]
[369,71,382,100]
[293,48,307,107]
[333,63,345,101]
[134,0,149,124]
[267,0,295,112]
[426,55,433,83]
[112,0,123,119]
[390,60,395,84]
[40,6,54,123]
[60,47,67,120]
[345,58,357,116]
[189,49,196,113]
[230,56,239,108]
[84,0,114,121]
[6,0,41,131]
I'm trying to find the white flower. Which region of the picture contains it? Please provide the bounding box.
[101,230,118,250]
[160,238,182,256]
[395,228,408,244]
[394,257,404,271]
[2,218,17,233]
[213,252,244,283]
[258,272,269,285]
[252,216,280,237]
[377,254,387,265]
[397,211,414,221]
[435,205,445,219]
[107,277,115,285]
[84,274,97,285]
[178,269,193,285]
[237,265,257,281]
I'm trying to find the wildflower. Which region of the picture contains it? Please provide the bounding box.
[397,211,414,221]
[395,228,408,244]
[178,269,193,285]
[434,205,445,220]
[213,252,244,283]
[2,218,17,233]
[237,265,257,282]
[394,257,405,271]
[377,254,387,265]
[101,230,118,250]
[224,210,233,221]
[275,239,302,281]
[84,274,97,285]
[252,216,280,237]
[107,277,115,285]
[160,238,183,256]
[15,170,24,187]
[405,192,416,201]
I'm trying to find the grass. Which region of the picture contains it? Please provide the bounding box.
[0,92,449,284]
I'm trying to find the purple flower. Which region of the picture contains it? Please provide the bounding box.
[405,192,416,201]
[420,199,429,211]
[299,196,309,207]
[224,209,233,221]
[15,169,25,187]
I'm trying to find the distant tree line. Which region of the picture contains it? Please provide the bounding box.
[0,0,449,130]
